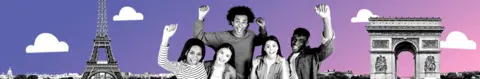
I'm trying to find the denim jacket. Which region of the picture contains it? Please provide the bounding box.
[204,60,236,79]
[250,56,289,79]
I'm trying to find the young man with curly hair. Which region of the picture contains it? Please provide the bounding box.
[194,5,268,79]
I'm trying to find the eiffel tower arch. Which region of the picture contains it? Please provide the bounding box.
[81,0,122,79]
[366,17,443,79]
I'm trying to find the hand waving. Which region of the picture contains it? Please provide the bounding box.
[256,17,266,28]
[198,5,210,20]
[315,4,330,18]
[163,24,178,39]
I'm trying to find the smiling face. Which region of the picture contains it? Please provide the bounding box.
[215,48,232,64]
[231,15,248,36]
[264,40,279,58]
[185,45,203,65]
[292,35,307,53]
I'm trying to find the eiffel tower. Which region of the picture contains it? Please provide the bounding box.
[81,0,123,79]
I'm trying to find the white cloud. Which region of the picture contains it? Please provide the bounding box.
[351,9,378,23]
[441,31,476,50]
[26,33,69,53]
[113,6,144,21]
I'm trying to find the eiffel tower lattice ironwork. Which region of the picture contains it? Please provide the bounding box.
[81,0,123,79]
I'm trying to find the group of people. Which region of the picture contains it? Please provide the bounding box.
[157,4,335,79]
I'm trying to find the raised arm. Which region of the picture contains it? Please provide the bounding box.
[158,24,182,72]
[253,17,268,46]
[249,59,260,79]
[313,4,335,62]
[316,4,334,41]
[194,5,224,48]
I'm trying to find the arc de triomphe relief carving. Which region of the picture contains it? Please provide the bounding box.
[366,17,443,79]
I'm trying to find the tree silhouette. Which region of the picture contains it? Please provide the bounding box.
[127,77,140,79]
[167,76,177,79]
[59,77,73,79]
[332,72,348,79]
[14,74,27,79]
[27,75,38,79]
[446,72,459,79]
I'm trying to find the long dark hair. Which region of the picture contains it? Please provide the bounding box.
[212,43,236,68]
[177,38,206,62]
[261,35,283,57]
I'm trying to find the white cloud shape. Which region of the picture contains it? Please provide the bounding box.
[441,31,476,50]
[26,33,69,53]
[351,9,379,23]
[113,6,144,21]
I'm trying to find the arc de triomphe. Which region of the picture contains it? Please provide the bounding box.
[366,17,443,79]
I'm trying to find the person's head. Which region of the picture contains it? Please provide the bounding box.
[262,36,282,58]
[227,6,255,36]
[291,28,310,53]
[178,38,206,65]
[213,43,235,67]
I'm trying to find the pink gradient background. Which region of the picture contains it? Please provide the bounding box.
[0,0,479,77]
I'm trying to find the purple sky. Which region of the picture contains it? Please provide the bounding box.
[1,0,480,77]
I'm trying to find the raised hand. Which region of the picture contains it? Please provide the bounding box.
[315,4,330,18]
[163,24,178,39]
[256,17,265,28]
[198,5,210,20]
[252,59,260,68]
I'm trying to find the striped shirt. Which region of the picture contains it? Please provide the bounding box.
[158,46,208,79]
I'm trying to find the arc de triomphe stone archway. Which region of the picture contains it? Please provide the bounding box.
[366,17,443,79]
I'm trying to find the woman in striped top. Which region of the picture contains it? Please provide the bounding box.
[250,36,289,79]
[158,24,208,79]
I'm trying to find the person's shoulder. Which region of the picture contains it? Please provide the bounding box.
[303,46,318,53]
[225,64,236,74]
[243,30,256,36]
[203,60,214,65]
[216,30,231,34]
[226,64,235,70]
[276,56,287,62]
[279,56,287,60]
